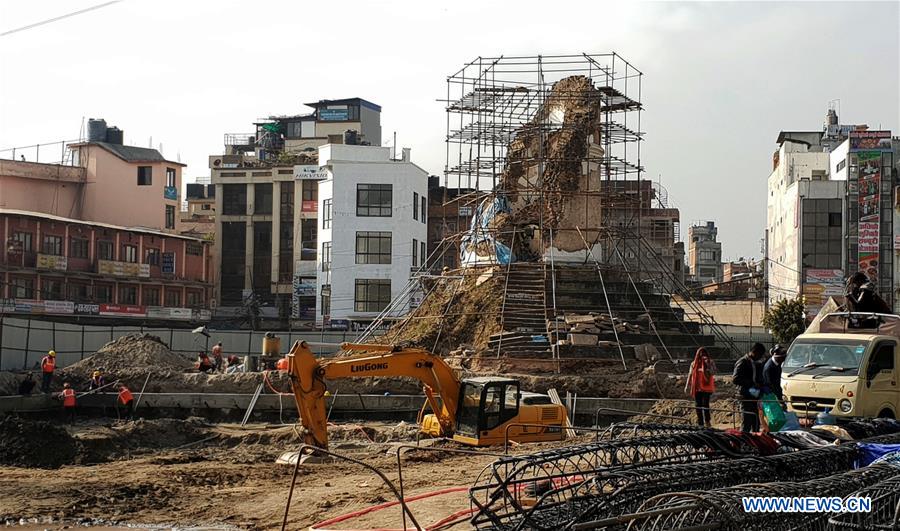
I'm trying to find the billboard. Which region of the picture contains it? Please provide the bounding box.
[849,130,892,151]
[98,260,151,278]
[294,165,327,180]
[37,254,67,271]
[164,186,178,200]
[856,151,882,281]
[161,252,176,274]
[318,108,349,121]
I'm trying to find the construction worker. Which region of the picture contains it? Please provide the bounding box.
[59,382,76,422]
[88,370,106,391]
[225,355,243,374]
[40,350,57,393]
[117,384,135,420]
[211,342,224,372]
[275,357,289,371]
[763,345,787,403]
[197,351,215,373]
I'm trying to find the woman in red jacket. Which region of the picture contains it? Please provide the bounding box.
[685,347,717,427]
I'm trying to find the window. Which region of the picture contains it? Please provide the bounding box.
[166,167,176,188]
[354,279,391,312]
[166,205,176,229]
[119,285,137,304]
[301,219,317,260]
[94,284,113,303]
[301,180,318,202]
[144,287,160,306]
[867,343,895,379]
[137,166,152,185]
[145,248,160,266]
[13,232,33,252]
[413,192,419,220]
[421,195,427,223]
[186,242,203,256]
[322,198,333,229]
[322,242,332,272]
[11,277,34,298]
[69,238,89,259]
[41,235,63,256]
[412,238,418,266]
[122,244,138,263]
[165,289,181,307]
[42,279,63,299]
[97,240,114,261]
[356,184,392,217]
[355,231,392,264]
[186,291,201,307]
[828,212,842,227]
[67,283,89,302]
[254,183,273,215]
[222,184,247,215]
[421,241,426,267]
[320,284,331,316]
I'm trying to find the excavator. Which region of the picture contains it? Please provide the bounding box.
[287,340,566,448]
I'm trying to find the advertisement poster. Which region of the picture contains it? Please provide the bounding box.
[849,130,892,151]
[161,252,176,274]
[37,254,68,271]
[857,151,882,281]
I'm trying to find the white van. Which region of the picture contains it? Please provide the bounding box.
[782,313,899,420]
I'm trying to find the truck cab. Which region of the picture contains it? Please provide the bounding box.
[783,313,900,421]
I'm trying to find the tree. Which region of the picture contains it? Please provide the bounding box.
[762,297,807,346]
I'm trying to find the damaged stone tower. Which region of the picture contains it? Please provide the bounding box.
[368,54,735,369]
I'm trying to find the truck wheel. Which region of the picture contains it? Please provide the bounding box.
[877,409,895,419]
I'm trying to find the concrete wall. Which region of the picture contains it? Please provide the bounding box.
[315,145,428,322]
[0,317,361,371]
[0,160,86,218]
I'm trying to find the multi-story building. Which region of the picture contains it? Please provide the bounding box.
[180,180,215,240]
[0,119,184,233]
[315,144,428,325]
[688,221,723,285]
[210,98,381,320]
[765,109,897,315]
[1,209,212,323]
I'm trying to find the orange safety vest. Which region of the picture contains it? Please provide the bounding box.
[41,356,56,374]
[275,358,289,371]
[118,387,134,405]
[689,358,716,395]
[62,388,76,408]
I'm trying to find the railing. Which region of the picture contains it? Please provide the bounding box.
[0,139,81,165]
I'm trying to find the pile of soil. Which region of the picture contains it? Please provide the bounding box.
[0,372,25,396]
[66,333,191,376]
[630,398,743,428]
[329,421,420,443]
[0,416,77,468]
[381,269,503,355]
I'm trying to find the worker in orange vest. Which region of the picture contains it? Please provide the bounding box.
[275,357,289,371]
[59,382,76,422]
[40,350,57,393]
[117,384,135,420]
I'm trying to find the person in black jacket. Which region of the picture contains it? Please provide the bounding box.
[733,343,766,432]
[763,345,786,402]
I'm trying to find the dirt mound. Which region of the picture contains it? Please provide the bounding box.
[66,333,192,376]
[330,421,420,443]
[631,398,742,428]
[0,416,77,468]
[0,372,26,396]
[609,366,687,399]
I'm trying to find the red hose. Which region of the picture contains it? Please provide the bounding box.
[310,486,469,531]
[263,370,292,396]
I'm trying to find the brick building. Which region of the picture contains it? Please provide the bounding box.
[1,210,212,323]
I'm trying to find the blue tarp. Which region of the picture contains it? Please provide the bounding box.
[460,196,515,266]
[856,443,900,467]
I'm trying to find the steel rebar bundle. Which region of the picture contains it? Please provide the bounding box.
[469,430,766,530]
[828,475,900,530]
[597,423,709,441]
[621,463,900,531]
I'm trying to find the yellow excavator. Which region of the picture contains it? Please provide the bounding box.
[287,341,566,448]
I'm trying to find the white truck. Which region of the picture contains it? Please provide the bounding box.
[782,312,899,421]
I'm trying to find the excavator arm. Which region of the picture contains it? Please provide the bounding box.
[287,341,461,449]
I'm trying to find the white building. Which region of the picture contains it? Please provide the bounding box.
[315,144,428,324]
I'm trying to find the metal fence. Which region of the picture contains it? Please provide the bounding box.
[0,317,361,371]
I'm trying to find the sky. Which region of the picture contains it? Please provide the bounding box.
[1,0,898,261]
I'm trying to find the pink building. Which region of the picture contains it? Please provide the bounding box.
[0,127,183,233]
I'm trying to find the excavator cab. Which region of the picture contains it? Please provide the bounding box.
[451,377,564,446]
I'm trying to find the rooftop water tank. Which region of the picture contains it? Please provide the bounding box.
[87,119,107,142]
[105,126,124,145]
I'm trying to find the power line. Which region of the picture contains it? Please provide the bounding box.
[1,0,123,37]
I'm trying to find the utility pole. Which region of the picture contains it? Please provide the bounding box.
[763,229,769,314]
